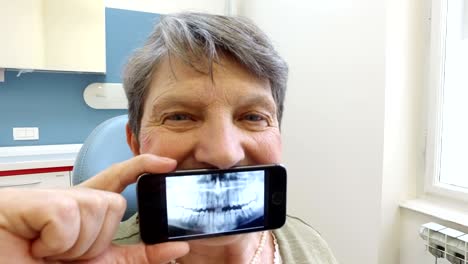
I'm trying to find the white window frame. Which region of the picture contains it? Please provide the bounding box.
[425,0,468,201]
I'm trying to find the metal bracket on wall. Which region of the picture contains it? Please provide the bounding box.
[0,68,4,82]
[16,69,34,77]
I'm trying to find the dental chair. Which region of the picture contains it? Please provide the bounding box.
[72,115,136,220]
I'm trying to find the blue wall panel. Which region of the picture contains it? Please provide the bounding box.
[0,8,160,147]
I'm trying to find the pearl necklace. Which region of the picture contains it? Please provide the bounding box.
[249,231,268,264]
[272,231,282,264]
[169,231,282,264]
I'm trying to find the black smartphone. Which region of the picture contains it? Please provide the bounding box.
[136,164,287,244]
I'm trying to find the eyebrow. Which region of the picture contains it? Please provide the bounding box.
[150,94,209,116]
[235,94,277,114]
[149,92,277,117]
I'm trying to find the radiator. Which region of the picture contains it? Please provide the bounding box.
[420,222,468,264]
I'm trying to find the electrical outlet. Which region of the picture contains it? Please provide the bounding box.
[13,127,39,140]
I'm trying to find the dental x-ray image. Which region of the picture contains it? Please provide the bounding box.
[166,170,265,238]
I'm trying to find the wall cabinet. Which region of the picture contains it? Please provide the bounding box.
[0,0,106,73]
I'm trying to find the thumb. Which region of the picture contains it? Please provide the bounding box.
[93,242,189,264]
[80,154,177,193]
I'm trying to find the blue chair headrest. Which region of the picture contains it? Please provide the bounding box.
[73,115,136,220]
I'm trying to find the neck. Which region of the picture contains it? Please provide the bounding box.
[176,232,273,264]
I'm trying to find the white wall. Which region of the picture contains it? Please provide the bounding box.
[380,0,429,263]
[238,1,386,263]
[238,0,443,263]
[379,1,468,264]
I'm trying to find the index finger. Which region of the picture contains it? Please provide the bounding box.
[79,154,177,193]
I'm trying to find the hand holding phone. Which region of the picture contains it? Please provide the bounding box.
[137,164,287,244]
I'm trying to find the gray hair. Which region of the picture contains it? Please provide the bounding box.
[123,12,288,137]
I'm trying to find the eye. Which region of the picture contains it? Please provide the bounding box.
[165,113,193,121]
[242,113,267,122]
[239,113,271,130]
[161,113,197,126]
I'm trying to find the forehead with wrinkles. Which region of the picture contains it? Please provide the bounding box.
[143,54,276,117]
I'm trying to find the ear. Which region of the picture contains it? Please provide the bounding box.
[126,123,140,156]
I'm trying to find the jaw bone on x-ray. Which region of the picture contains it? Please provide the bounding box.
[166,171,265,236]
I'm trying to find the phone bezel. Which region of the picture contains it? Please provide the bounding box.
[136,164,287,244]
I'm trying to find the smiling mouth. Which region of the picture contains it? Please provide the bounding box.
[166,171,264,233]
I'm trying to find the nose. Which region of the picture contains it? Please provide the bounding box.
[194,118,246,169]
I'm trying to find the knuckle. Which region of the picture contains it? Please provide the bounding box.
[107,192,127,213]
[114,193,127,210]
[92,193,107,209]
[54,196,80,222]
[43,235,68,253]
[45,197,80,252]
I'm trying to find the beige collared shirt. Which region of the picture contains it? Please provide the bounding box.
[113,214,339,264]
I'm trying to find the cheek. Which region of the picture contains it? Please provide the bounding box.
[138,131,153,153]
[138,126,157,153]
[138,129,195,160]
[248,131,282,163]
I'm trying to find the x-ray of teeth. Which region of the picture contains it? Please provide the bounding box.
[166,171,265,237]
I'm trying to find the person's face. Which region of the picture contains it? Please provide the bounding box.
[128,55,282,170]
[127,55,282,245]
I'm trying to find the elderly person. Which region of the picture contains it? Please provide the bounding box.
[0,13,337,263]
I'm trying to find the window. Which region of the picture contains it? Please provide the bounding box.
[426,0,468,199]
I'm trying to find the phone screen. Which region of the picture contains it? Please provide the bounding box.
[137,164,286,244]
[165,171,265,239]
